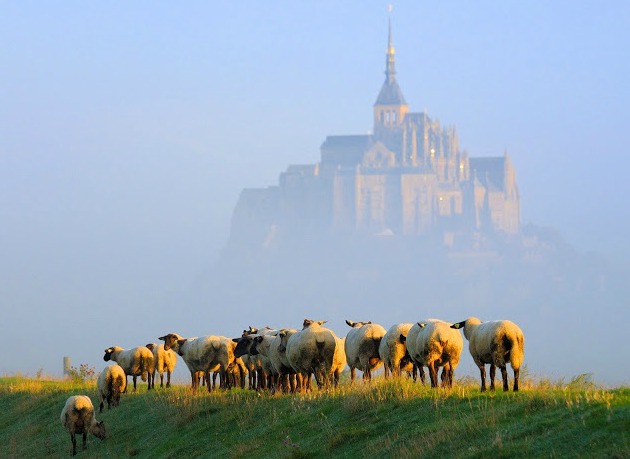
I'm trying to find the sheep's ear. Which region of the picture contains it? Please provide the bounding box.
[232,338,240,343]
[367,321,372,324]
[418,322,426,328]
[303,319,313,328]
[177,339,187,346]
[345,320,354,327]
[271,331,278,336]
[451,321,465,330]
[399,334,407,343]
[318,320,327,326]
[158,335,168,341]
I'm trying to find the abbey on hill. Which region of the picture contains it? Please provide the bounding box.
[230,22,520,248]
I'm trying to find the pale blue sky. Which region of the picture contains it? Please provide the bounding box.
[1,2,629,380]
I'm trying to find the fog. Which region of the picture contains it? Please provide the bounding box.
[1,3,629,386]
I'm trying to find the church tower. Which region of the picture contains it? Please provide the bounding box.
[373,17,408,137]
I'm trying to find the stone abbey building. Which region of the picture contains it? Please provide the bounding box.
[230,23,520,248]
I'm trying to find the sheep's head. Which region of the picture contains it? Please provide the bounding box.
[303,319,326,329]
[250,335,264,356]
[103,348,115,362]
[450,321,466,330]
[159,334,181,351]
[345,320,371,328]
[233,335,255,358]
[91,421,107,440]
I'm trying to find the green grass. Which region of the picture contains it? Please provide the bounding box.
[0,375,628,458]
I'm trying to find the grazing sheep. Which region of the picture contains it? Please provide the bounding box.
[344,320,386,382]
[451,317,525,392]
[103,346,155,391]
[97,364,126,413]
[60,395,106,456]
[285,319,341,391]
[379,322,414,378]
[145,343,177,388]
[408,319,463,388]
[159,333,237,392]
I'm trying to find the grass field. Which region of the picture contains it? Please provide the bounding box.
[1,373,628,458]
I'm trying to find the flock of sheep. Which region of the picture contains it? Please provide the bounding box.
[60,316,524,455]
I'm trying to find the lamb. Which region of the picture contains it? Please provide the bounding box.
[407,319,463,388]
[379,322,414,378]
[285,319,342,391]
[103,346,155,391]
[60,395,107,456]
[145,343,177,388]
[344,320,386,382]
[159,333,238,392]
[96,364,126,413]
[451,317,525,392]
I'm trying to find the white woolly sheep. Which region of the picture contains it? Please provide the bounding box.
[451,317,525,392]
[103,346,155,391]
[145,343,177,388]
[344,320,386,382]
[232,327,276,391]
[379,322,414,378]
[331,334,346,387]
[97,364,126,413]
[285,319,342,391]
[60,395,106,456]
[159,333,237,392]
[409,319,463,388]
[269,328,303,393]
[250,333,282,392]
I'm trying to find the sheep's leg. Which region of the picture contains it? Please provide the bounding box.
[99,400,104,413]
[384,363,390,379]
[428,362,438,388]
[513,367,520,392]
[479,365,487,392]
[132,376,138,392]
[489,364,496,391]
[418,365,426,385]
[71,432,77,456]
[166,371,171,388]
[350,367,356,384]
[82,431,87,451]
[412,363,418,382]
[500,366,509,391]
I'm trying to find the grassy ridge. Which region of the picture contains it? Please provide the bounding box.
[0,376,628,458]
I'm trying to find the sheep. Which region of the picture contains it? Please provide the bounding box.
[60,395,106,456]
[96,364,126,413]
[331,334,346,388]
[269,328,303,393]
[103,346,155,391]
[344,320,386,382]
[250,333,282,393]
[159,333,237,392]
[145,343,177,388]
[379,322,415,378]
[285,319,342,391]
[407,319,463,388]
[451,317,525,392]
[232,327,276,391]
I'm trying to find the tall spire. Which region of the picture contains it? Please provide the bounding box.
[386,15,397,84]
[374,8,407,108]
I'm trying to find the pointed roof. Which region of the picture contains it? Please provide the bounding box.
[375,17,407,106]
